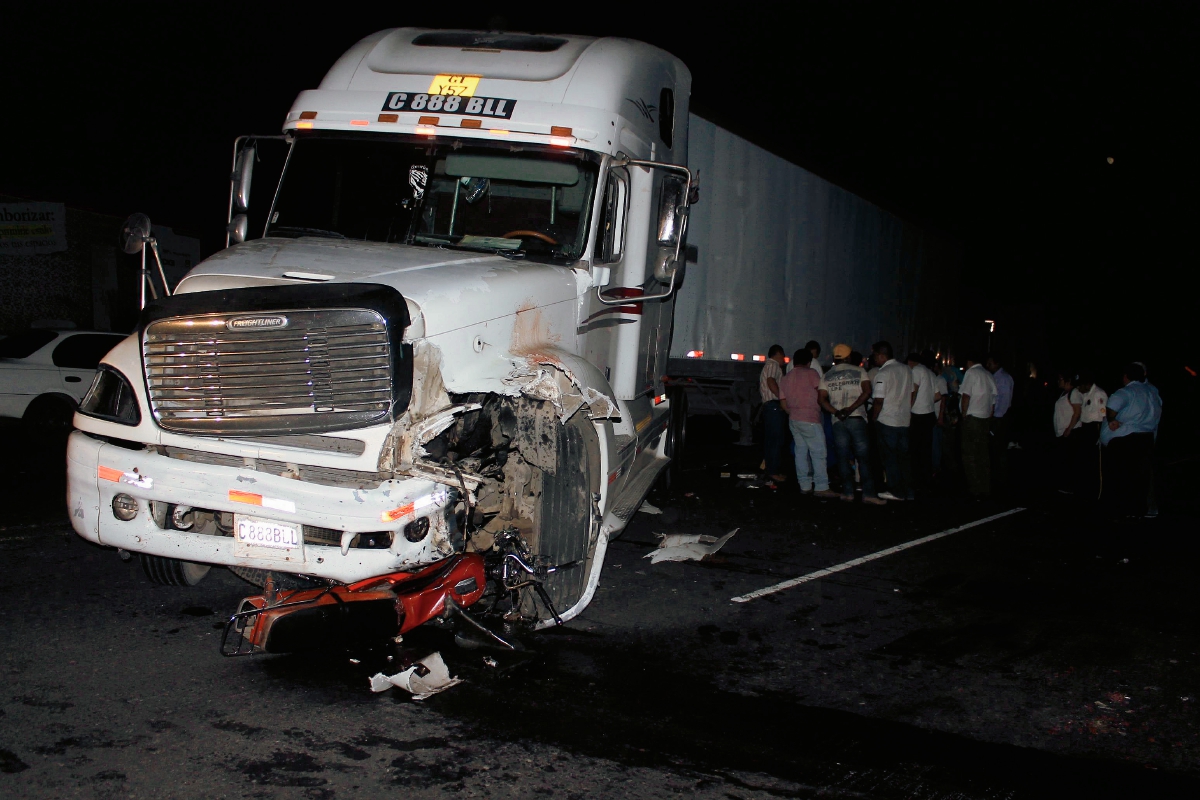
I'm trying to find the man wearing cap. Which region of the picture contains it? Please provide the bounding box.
[819,345,885,504]
[870,341,914,501]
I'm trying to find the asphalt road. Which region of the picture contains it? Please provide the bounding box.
[2,417,1198,799]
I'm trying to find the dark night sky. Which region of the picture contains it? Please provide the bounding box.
[4,3,1197,375]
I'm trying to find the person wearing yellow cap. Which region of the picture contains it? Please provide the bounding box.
[818,344,885,504]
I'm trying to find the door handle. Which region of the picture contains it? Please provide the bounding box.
[64,376,82,383]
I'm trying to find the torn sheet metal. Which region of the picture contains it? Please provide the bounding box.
[369,652,463,699]
[645,529,738,564]
[504,356,617,422]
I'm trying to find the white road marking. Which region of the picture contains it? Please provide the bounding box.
[730,507,1027,603]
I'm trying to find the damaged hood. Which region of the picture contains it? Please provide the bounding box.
[176,237,582,339]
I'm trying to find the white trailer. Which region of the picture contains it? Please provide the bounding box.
[67,29,694,628]
[665,116,960,443]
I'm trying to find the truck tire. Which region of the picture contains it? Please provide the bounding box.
[140,555,211,586]
[658,385,688,491]
[533,412,600,618]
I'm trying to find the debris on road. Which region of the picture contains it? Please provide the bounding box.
[369,652,463,699]
[638,501,663,515]
[645,529,738,564]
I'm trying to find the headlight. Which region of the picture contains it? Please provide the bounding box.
[79,366,141,426]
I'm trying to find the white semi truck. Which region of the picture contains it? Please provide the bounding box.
[66,28,955,644]
[67,29,694,633]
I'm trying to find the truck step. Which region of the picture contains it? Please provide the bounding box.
[609,452,670,522]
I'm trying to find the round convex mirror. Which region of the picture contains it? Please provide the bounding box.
[121,213,151,254]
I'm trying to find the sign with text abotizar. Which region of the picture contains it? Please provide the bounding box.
[0,203,67,255]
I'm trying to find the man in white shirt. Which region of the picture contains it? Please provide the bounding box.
[986,354,1015,493]
[759,344,789,482]
[907,352,939,496]
[1072,370,1107,501]
[870,341,914,501]
[959,354,998,498]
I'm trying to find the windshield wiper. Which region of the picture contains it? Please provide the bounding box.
[270,226,347,239]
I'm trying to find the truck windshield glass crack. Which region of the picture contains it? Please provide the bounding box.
[268,133,599,264]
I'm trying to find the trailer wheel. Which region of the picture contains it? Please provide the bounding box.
[140,555,210,586]
[659,386,688,491]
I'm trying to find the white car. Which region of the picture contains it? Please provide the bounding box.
[0,329,127,427]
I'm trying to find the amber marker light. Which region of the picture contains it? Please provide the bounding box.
[378,113,399,123]
[489,128,510,136]
[381,502,416,523]
[296,122,314,129]
[460,119,482,129]
[349,119,369,126]
[549,126,574,147]
[298,111,317,119]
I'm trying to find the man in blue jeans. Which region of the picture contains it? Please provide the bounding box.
[758,344,789,483]
[818,344,886,504]
[779,348,837,496]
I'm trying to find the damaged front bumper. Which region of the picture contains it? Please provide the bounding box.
[66,431,465,583]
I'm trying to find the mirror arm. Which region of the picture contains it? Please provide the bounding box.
[595,270,676,306]
[226,135,250,248]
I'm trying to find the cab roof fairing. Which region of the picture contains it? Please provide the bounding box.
[285,29,691,161]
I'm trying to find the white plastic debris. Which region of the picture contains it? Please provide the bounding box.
[369,652,463,699]
[645,529,738,564]
[638,501,663,515]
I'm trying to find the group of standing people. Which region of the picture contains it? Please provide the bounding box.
[759,340,1015,504]
[1053,362,1162,517]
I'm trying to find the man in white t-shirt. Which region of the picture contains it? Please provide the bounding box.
[758,344,789,482]
[819,344,885,504]
[907,352,938,496]
[1071,370,1107,501]
[870,341,914,501]
[959,354,998,498]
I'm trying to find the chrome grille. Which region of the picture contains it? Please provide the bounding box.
[143,309,394,435]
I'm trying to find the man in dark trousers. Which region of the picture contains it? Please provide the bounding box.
[959,353,997,499]
[1100,362,1162,517]
[759,344,789,484]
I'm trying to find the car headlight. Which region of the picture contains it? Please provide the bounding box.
[79,366,141,426]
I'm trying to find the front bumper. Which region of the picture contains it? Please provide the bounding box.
[66,431,458,583]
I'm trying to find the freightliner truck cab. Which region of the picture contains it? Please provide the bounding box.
[66,29,693,632]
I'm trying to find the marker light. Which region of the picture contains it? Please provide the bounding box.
[415,126,437,136]
[685,350,703,358]
[349,119,369,126]
[752,355,766,362]
[783,357,791,363]
[549,125,574,147]
[489,129,510,136]
[296,121,314,129]
[653,394,667,405]
[378,113,399,123]
[298,111,317,120]
[460,119,482,129]
[730,353,745,361]
[418,116,439,126]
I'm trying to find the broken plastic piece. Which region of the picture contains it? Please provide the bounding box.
[645,529,738,564]
[369,652,463,699]
[638,501,663,515]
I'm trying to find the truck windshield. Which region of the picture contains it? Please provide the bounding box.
[266,133,599,264]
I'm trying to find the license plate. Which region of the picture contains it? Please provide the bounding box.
[235,515,300,551]
[427,74,480,96]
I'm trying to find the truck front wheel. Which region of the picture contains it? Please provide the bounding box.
[140,555,211,586]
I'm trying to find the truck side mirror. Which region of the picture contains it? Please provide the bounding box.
[653,175,688,283]
[232,144,256,212]
[227,214,249,244]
